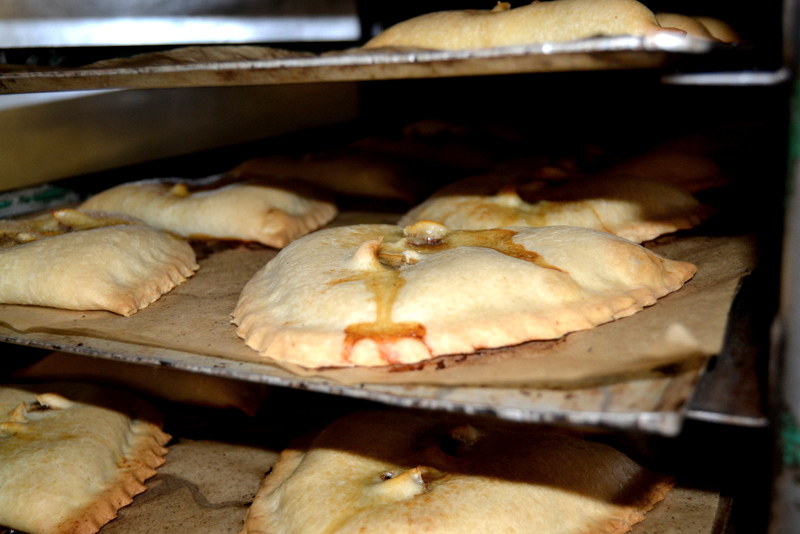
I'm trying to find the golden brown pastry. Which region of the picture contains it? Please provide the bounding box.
[80,177,337,248]
[363,0,681,50]
[656,13,743,43]
[241,410,675,533]
[232,221,696,368]
[0,209,198,316]
[0,383,170,534]
[398,175,715,243]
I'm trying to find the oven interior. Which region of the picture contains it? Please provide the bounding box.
[0,1,793,532]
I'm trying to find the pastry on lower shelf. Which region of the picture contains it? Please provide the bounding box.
[0,209,198,316]
[80,176,337,249]
[232,221,696,368]
[363,0,682,50]
[241,410,675,533]
[398,174,715,243]
[0,383,170,534]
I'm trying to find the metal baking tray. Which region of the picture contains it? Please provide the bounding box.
[0,385,733,534]
[86,440,732,534]
[0,325,764,438]
[0,219,766,437]
[0,34,728,94]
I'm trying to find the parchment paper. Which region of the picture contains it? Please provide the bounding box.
[0,216,756,389]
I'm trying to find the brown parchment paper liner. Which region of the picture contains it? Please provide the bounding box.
[0,224,755,389]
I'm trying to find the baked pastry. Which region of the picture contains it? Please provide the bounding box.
[0,209,198,316]
[398,175,715,243]
[0,383,170,534]
[693,16,744,44]
[241,410,675,533]
[654,13,717,40]
[655,13,743,43]
[80,177,337,248]
[363,0,681,50]
[232,221,696,368]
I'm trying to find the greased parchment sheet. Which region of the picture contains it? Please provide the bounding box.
[0,221,756,435]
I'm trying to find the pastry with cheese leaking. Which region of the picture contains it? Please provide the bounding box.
[232,221,696,368]
[241,410,674,534]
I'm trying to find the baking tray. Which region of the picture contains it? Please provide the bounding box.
[0,387,733,534]
[99,439,728,534]
[0,210,761,437]
[0,34,725,94]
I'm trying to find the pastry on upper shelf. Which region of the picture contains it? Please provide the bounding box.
[0,209,198,316]
[0,382,170,534]
[655,13,744,43]
[232,221,696,368]
[398,174,715,243]
[79,176,337,249]
[363,0,684,51]
[241,409,675,534]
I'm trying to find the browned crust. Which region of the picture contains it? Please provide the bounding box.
[241,411,676,534]
[52,423,171,534]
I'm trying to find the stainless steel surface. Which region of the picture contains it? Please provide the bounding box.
[0,329,701,436]
[0,207,755,438]
[685,273,769,428]
[0,0,360,46]
[0,83,359,193]
[661,68,791,86]
[0,35,719,94]
[0,0,352,17]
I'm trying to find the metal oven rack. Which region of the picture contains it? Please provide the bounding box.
[0,2,792,531]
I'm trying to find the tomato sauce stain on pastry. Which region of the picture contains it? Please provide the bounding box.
[232,221,696,368]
